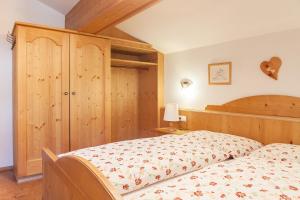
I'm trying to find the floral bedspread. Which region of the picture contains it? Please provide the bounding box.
[124,144,300,200]
[60,131,261,194]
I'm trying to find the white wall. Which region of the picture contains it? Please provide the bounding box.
[0,0,64,168]
[165,29,300,110]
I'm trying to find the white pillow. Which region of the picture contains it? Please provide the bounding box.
[186,131,263,158]
[251,143,300,163]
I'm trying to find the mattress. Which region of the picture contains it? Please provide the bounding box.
[60,130,262,194]
[124,143,300,200]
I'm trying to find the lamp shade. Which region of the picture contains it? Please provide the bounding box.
[164,103,179,122]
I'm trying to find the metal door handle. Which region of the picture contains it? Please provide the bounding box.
[64,92,69,95]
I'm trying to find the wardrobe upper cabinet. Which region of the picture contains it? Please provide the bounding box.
[13,26,70,177]
[69,34,111,151]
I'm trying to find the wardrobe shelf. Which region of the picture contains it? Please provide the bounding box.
[112,44,157,55]
[111,58,157,68]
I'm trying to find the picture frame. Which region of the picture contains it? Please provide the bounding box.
[208,62,232,85]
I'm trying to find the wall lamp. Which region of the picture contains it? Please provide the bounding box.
[180,79,193,88]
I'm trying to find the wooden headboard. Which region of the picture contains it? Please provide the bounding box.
[169,95,300,145]
[205,95,300,118]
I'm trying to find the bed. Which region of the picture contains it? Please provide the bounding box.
[42,95,300,200]
[58,131,261,194]
[124,143,300,200]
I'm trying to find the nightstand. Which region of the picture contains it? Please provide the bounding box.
[154,127,191,135]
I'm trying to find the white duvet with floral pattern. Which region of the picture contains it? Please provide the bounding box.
[124,144,300,200]
[60,131,261,194]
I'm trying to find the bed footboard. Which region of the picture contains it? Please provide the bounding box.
[42,148,122,200]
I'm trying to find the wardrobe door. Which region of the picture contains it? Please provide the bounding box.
[70,34,111,150]
[14,26,70,177]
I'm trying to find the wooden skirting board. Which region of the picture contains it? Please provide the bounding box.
[0,166,42,184]
[16,174,43,184]
[0,166,13,173]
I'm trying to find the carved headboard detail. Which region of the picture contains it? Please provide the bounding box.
[205,95,300,118]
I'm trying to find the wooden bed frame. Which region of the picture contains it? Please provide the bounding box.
[42,149,122,200]
[43,95,300,200]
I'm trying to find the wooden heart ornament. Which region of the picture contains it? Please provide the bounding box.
[260,57,282,80]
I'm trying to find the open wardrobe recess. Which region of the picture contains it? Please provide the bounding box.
[13,22,164,180]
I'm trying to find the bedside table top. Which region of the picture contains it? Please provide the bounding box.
[154,127,190,135]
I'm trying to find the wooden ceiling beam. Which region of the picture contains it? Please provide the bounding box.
[98,26,144,42]
[66,0,160,33]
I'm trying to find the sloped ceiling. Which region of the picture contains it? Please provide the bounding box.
[117,0,300,53]
[36,0,300,54]
[36,0,79,14]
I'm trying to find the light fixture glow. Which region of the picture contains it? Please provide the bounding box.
[180,79,193,88]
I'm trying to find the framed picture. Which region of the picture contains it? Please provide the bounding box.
[208,62,232,85]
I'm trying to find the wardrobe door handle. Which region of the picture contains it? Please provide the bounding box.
[72,92,76,95]
[64,92,69,95]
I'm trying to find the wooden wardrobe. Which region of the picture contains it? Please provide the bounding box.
[13,23,111,179]
[12,22,163,180]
